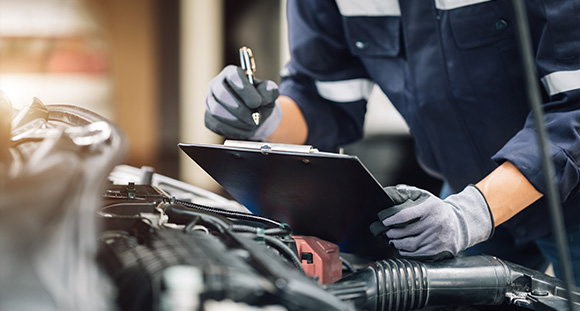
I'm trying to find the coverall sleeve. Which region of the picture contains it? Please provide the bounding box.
[492,1,580,202]
[279,0,372,152]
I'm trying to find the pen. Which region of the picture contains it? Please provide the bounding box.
[239,46,261,126]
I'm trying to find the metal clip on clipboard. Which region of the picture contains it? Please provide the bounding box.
[224,140,319,154]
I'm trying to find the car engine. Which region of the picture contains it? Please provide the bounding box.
[1,97,579,311]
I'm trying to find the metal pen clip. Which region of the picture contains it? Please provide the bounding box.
[239,46,261,126]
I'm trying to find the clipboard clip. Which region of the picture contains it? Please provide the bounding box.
[224,140,319,154]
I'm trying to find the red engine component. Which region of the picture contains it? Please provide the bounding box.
[292,235,342,284]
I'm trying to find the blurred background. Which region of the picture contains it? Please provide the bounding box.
[0,0,440,195]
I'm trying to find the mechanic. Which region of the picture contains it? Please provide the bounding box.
[204,0,580,285]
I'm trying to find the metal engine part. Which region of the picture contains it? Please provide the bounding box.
[0,98,127,311]
[97,186,354,311]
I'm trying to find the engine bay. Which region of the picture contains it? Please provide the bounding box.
[1,99,579,311]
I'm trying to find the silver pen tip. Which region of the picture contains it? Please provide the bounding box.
[252,112,261,126]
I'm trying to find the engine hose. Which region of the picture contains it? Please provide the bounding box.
[326,256,513,311]
[236,232,305,272]
[163,204,231,233]
[171,198,289,231]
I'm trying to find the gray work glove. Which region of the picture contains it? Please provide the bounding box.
[370,184,494,261]
[205,65,282,140]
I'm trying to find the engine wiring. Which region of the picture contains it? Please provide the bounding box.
[161,203,304,272]
[167,197,291,232]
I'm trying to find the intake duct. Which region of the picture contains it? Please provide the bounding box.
[326,255,580,311]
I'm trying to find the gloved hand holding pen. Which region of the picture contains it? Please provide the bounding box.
[205,65,282,141]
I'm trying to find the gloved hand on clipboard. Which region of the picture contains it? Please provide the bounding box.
[371,184,495,261]
[205,65,282,140]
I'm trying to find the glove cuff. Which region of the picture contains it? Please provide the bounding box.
[447,185,495,249]
[250,100,283,140]
[470,184,495,242]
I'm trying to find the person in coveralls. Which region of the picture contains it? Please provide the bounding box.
[204,0,580,285]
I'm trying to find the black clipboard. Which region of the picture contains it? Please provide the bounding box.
[179,141,394,244]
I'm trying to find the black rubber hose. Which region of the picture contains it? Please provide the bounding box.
[163,204,230,234]
[327,255,580,311]
[236,232,305,272]
[262,235,304,272]
[327,256,509,311]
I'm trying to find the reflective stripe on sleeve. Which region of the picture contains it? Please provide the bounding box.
[434,0,492,10]
[335,0,400,16]
[541,69,580,96]
[279,66,290,78]
[315,79,375,103]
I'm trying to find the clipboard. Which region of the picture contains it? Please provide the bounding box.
[179,140,394,244]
